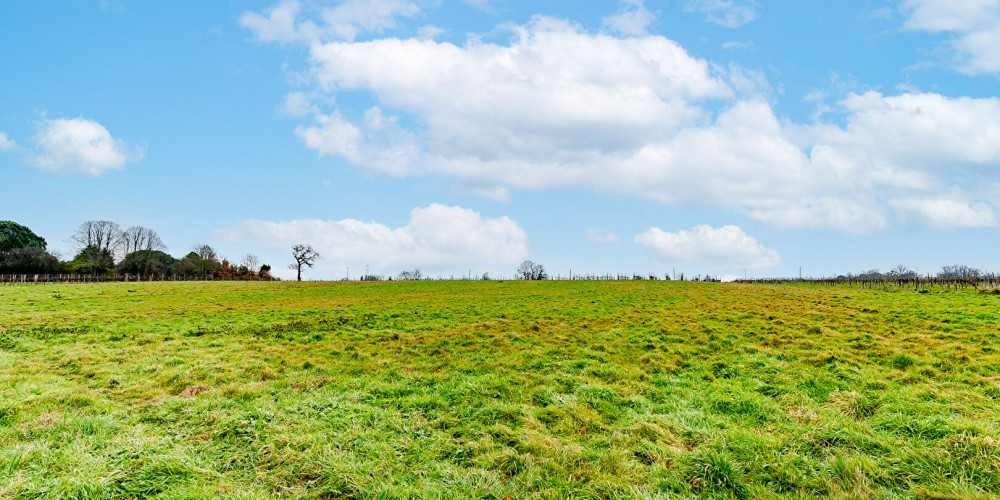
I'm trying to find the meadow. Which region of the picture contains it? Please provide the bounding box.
[1,280,998,499]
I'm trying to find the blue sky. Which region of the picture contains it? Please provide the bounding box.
[2,0,1000,280]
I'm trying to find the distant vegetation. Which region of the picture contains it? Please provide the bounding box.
[741,264,1000,291]
[0,220,270,279]
[3,219,994,284]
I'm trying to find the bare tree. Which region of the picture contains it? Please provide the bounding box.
[193,244,219,262]
[120,226,166,255]
[516,260,547,280]
[289,244,320,281]
[71,220,123,257]
[242,254,261,274]
[397,268,423,281]
[939,265,981,279]
[887,265,917,279]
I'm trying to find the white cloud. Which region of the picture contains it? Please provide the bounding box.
[683,0,759,28]
[295,107,420,177]
[298,15,731,174]
[811,92,1000,172]
[603,0,656,36]
[635,225,781,270]
[240,0,420,43]
[467,185,511,203]
[30,117,142,176]
[871,7,894,20]
[461,0,495,12]
[889,196,998,230]
[249,12,1000,233]
[721,40,755,50]
[319,0,420,41]
[0,132,15,152]
[803,90,826,101]
[215,204,529,279]
[417,25,445,40]
[279,91,320,116]
[901,0,1000,74]
[239,1,314,43]
[586,229,619,244]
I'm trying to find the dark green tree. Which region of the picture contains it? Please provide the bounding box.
[0,247,60,273]
[118,250,176,277]
[0,221,60,273]
[172,251,221,278]
[0,221,47,252]
[69,245,115,275]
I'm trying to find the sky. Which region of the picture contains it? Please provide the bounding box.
[2,0,1000,281]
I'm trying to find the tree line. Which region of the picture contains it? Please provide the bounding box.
[737,264,997,290]
[0,220,271,279]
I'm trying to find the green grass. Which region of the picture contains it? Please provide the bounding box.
[1,280,999,498]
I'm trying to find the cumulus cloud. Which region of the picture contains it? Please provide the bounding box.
[683,0,759,28]
[215,204,529,278]
[30,117,143,176]
[0,132,15,151]
[635,225,781,270]
[245,5,1000,233]
[889,196,998,230]
[295,107,420,177]
[586,229,619,244]
[812,92,1000,172]
[602,0,656,36]
[296,15,730,172]
[239,0,420,43]
[901,0,1000,74]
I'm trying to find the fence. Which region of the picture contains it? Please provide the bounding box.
[18,273,991,288]
[0,274,275,285]
[736,275,1000,291]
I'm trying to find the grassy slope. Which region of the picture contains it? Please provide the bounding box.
[0,281,998,499]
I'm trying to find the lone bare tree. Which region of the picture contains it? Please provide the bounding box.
[289,244,320,281]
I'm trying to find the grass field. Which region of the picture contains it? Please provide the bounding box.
[1,280,999,498]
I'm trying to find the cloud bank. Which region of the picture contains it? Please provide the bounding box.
[215,204,529,278]
[635,225,781,270]
[243,3,1000,234]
